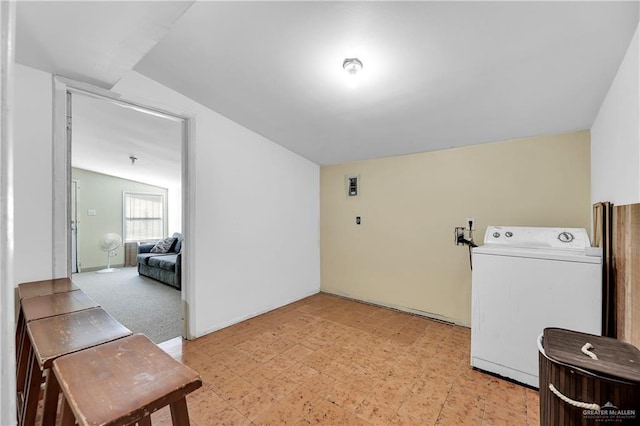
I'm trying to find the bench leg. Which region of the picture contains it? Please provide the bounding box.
[15,305,24,360]
[16,315,30,393]
[138,416,152,426]
[21,351,43,426]
[42,369,60,426]
[169,398,190,426]
[60,395,75,426]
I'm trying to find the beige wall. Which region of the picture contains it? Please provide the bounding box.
[320,131,591,326]
[72,168,169,271]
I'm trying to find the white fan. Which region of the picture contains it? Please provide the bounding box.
[96,233,122,274]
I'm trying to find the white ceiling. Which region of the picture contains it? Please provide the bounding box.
[16,0,191,188]
[71,94,182,190]
[15,1,640,171]
[16,1,194,88]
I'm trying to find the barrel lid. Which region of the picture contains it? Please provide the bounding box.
[543,328,640,383]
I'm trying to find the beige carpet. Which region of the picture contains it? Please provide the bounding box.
[72,266,182,343]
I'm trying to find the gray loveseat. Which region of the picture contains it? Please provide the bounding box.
[136,232,182,290]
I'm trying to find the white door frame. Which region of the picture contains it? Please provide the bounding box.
[52,76,197,339]
[71,179,78,273]
[0,1,16,424]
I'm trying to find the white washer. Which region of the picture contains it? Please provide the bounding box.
[471,226,602,388]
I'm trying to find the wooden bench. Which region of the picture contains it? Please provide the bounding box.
[15,278,82,422]
[16,279,79,370]
[22,307,131,426]
[17,289,100,397]
[54,334,202,426]
[17,278,78,300]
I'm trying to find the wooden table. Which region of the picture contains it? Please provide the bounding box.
[22,307,131,426]
[54,334,202,426]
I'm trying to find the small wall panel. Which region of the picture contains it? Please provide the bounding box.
[613,203,640,348]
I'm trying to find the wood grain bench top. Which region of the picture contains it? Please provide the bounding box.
[53,334,202,426]
[27,307,132,369]
[21,290,99,322]
[18,278,78,300]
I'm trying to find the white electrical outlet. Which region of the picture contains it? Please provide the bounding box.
[466,217,475,230]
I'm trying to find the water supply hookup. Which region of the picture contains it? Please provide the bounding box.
[455,220,477,270]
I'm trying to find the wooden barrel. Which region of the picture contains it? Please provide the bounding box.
[538,328,640,426]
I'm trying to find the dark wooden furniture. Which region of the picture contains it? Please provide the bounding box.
[539,328,640,425]
[21,307,131,426]
[16,279,79,359]
[21,289,99,322]
[15,278,80,415]
[17,278,78,300]
[54,334,202,426]
[16,289,99,414]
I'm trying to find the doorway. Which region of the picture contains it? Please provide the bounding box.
[52,77,194,341]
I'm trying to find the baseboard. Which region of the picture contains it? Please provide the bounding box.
[75,264,128,273]
[190,287,470,340]
[320,289,470,328]
[193,288,321,339]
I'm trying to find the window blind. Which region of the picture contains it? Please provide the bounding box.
[123,192,164,242]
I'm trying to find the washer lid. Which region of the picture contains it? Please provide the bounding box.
[483,226,591,250]
[473,245,602,263]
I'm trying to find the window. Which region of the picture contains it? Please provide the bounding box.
[123,192,165,242]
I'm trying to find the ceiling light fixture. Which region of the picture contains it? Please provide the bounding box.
[343,57,363,75]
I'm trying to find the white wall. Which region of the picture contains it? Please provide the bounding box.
[72,168,170,270]
[12,65,320,338]
[112,72,322,337]
[167,184,181,235]
[13,64,54,283]
[1,3,17,423]
[591,23,640,205]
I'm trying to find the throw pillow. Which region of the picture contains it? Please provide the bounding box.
[150,237,177,253]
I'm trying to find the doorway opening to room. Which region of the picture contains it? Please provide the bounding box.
[67,90,187,344]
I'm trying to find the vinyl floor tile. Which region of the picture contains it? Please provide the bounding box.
[231,389,278,421]
[158,293,537,426]
[300,399,366,425]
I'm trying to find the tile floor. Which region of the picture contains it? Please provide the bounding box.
[155,293,540,425]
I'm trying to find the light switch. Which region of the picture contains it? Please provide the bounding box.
[87,209,96,216]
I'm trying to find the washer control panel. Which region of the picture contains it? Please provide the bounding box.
[483,226,591,250]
